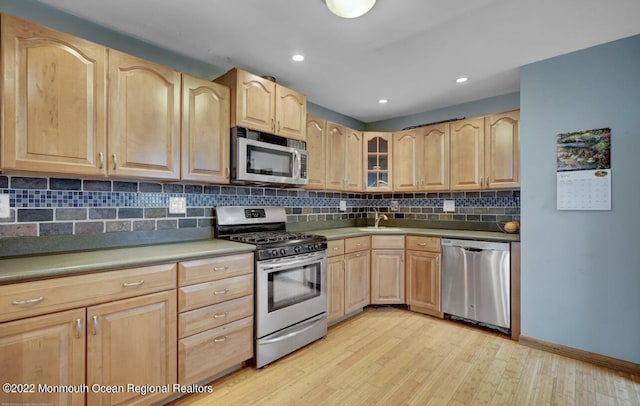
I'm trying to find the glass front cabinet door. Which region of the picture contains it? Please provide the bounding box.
[363,132,393,191]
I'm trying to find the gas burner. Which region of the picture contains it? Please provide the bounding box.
[229,231,315,245]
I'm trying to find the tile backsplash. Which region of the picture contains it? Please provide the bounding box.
[0,175,519,240]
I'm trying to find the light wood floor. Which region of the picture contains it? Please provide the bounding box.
[171,307,640,406]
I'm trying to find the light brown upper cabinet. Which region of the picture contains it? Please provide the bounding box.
[108,49,181,180]
[393,123,449,192]
[345,128,364,191]
[450,112,520,190]
[484,110,520,189]
[215,68,306,141]
[305,114,326,189]
[363,132,393,192]
[325,122,346,190]
[450,117,485,190]
[1,14,108,176]
[181,74,230,183]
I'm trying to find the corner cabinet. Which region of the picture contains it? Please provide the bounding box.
[215,68,306,141]
[1,14,108,176]
[181,74,230,183]
[305,115,326,189]
[370,236,405,304]
[363,132,392,192]
[107,49,181,180]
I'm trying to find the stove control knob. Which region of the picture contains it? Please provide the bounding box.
[271,249,278,257]
[279,248,287,256]
[294,246,301,254]
[308,244,314,251]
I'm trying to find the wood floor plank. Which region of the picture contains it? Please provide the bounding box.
[169,307,639,406]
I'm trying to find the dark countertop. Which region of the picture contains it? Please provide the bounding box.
[0,239,256,284]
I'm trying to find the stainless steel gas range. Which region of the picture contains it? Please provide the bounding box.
[215,206,328,368]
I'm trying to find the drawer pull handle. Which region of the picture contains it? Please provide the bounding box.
[213,312,229,319]
[356,253,361,257]
[214,289,229,296]
[12,296,44,305]
[123,280,144,287]
[214,336,228,343]
[418,242,427,246]
[332,247,339,250]
[112,153,118,170]
[213,266,229,272]
[91,316,98,335]
[75,318,82,339]
[99,152,105,169]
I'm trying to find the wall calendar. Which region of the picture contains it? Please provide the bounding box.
[556,128,611,210]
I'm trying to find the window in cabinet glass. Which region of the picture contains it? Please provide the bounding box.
[367,137,389,188]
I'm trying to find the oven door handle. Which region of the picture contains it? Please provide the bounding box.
[260,254,325,272]
[258,314,325,345]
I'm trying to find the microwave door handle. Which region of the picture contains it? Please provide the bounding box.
[293,150,300,180]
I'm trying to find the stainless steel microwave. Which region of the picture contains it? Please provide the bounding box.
[230,127,308,187]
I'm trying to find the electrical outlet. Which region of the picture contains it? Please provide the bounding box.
[390,201,399,212]
[169,197,187,214]
[339,200,347,212]
[0,194,9,218]
[443,200,456,212]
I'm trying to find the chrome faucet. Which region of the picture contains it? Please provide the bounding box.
[373,208,388,228]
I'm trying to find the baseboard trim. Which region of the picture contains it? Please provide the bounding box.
[519,335,640,376]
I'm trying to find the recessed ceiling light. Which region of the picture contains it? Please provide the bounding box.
[378,99,388,104]
[292,54,305,62]
[456,77,469,83]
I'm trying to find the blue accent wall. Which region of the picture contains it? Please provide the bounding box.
[365,92,520,132]
[307,102,365,130]
[520,34,640,363]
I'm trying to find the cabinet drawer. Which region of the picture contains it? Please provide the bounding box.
[345,236,370,253]
[178,253,253,286]
[178,274,253,312]
[178,295,253,339]
[0,263,177,323]
[406,236,441,252]
[371,235,405,249]
[327,239,345,257]
[178,316,253,385]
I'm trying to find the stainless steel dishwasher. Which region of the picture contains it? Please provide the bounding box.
[441,239,511,333]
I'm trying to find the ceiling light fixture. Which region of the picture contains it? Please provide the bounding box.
[292,54,305,62]
[378,99,388,104]
[323,0,376,19]
[456,77,469,83]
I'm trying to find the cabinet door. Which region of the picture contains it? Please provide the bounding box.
[450,117,485,190]
[0,309,85,406]
[345,128,363,191]
[393,129,420,192]
[325,122,346,191]
[363,132,392,192]
[305,115,326,189]
[235,70,275,133]
[371,249,405,304]
[406,250,441,317]
[1,14,107,176]
[327,256,345,323]
[108,49,180,180]
[344,250,370,314]
[275,85,306,140]
[485,110,520,189]
[421,124,450,191]
[87,290,176,406]
[181,73,230,183]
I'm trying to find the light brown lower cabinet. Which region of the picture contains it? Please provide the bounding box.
[344,249,370,314]
[87,290,177,406]
[370,235,405,304]
[406,236,442,318]
[0,308,86,406]
[327,254,346,323]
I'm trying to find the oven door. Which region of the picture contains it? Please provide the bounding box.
[237,137,306,185]
[256,251,327,338]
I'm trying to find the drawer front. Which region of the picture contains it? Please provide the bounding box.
[178,295,253,339]
[178,253,254,286]
[178,316,253,385]
[371,235,405,249]
[178,274,253,312]
[345,236,370,253]
[0,263,177,323]
[406,236,441,252]
[327,239,345,257]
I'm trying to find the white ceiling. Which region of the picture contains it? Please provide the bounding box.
[37,0,640,123]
